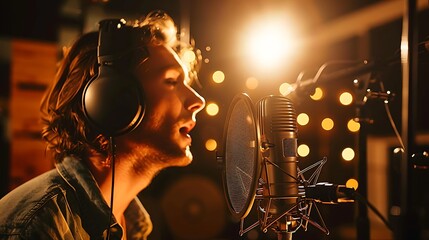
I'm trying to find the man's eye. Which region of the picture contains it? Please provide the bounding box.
[165,78,178,86]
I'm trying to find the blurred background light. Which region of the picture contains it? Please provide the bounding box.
[321,118,334,131]
[279,82,294,96]
[346,178,359,190]
[183,49,196,63]
[206,102,219,116]
[205,139,217,151]
[297,144,310,157]
[342,147,355,161]
[245,77,259,90]
[212,70,225,83]
[240,13,300,72]
[310,87,324,101]
[347,119,360,132]
[297,113,309,126]
[339,91,353,105]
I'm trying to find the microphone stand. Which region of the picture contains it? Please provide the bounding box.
[397,0,420,239]
[353,75,372,240]
[286,57,399,240]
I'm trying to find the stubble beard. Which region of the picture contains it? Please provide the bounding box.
[124,112,194,175]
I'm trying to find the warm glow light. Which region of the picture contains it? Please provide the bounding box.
[339,92,353,105]
[279,82,294,96]
[297,144,310,157]
[212,71,225,83]
[183,50,196,63]
[346,178,359,190]
[297,113,309,126]
[242,14,299,71]
[246,77,259,90]
[347,119,360,132]
[321,118,334,131]
[206,103,219,116]
[205,139,217,151]
[342,147,355,161]
[310,87,323,100]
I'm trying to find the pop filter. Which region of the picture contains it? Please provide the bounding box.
[221,93,261,220]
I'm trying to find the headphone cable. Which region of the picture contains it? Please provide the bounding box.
[106,136,116,240]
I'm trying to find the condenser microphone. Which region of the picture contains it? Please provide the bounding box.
[257,95,299,239]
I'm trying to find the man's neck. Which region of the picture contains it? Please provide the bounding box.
[86,155,157,220]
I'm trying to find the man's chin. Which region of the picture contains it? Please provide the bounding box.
[162,146,193,168]
[175,147,193,167]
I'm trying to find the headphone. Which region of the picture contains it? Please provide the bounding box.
[82,19,147,137]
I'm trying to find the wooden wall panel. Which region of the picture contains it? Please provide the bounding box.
[9,39,57,190]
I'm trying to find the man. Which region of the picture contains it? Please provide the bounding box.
[0,10,205,239]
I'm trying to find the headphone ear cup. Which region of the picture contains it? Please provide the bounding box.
[82,67,145,136]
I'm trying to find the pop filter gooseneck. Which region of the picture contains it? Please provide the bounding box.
[221,93,261,220]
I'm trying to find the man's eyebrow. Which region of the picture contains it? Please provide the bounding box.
[161,66,189,79]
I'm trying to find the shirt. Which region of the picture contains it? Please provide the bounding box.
[0,156,152,239]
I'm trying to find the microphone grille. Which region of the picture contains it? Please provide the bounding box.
[258,95,297,135]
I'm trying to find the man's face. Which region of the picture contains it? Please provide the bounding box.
[119,44,205,169]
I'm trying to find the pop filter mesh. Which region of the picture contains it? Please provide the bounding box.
[224,94,258,218]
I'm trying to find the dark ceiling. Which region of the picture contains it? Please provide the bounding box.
[0,0,381,42]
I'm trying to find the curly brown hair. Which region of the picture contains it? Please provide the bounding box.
[40,10,201,162]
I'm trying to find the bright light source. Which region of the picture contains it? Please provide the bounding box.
[279,82,294,96]
[310,87,323,101]
[297,113,309,126]
[297,144,310,157]
[205,139,217,151]
[212,71,225,83]
[246,77,259,90]
[346,178,358,190]
[339,92,353,105]
[321,118,334,131]
[206,103,219,116]
[347,119,360,132]
[241,14,299,71]
[342,147,355,161]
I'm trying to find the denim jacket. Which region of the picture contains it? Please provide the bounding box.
[0,156,152,239]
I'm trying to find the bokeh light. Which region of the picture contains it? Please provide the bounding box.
[297,144,310,157]
[347,119,360,132]
[205,139,217,151]
[246,77,259,90]
[342,147,355,161]
[212,70,225,83]
[346,178,359,190]
[206,102,219,116]
[321,118,334,131]
[297,113,309,126]
[183,49,196,63]
[339,92,353,105]
[310,87,323,100]
[279,82,294,96]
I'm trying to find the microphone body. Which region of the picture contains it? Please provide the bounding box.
[257,95,299,237]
